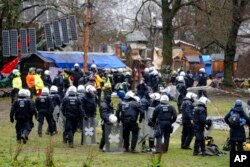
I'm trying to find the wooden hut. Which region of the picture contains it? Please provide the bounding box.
[211,54,239,74]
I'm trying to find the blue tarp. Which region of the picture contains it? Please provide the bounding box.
[201,55,211,64]
[36,51,126,69]
[202,55,212,75]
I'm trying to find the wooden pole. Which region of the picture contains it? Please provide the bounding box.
[83,0,91,72]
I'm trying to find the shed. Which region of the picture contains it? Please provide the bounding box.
[184,55,202,72]
[201,55,212,75]
[211,53,239,74]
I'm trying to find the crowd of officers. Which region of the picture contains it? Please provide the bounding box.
[9,64,250,155]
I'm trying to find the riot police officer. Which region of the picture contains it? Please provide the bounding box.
[35,87,54,137]
[10,89,37,144]
[150,95,177,153]
[116,91,144,153]
[192,96,210,155]
[181,92,197,149]
[197,68,207,98]
[176,76,187,113]
[61,86,85,147]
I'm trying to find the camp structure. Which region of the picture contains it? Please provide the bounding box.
[201,55,212,75]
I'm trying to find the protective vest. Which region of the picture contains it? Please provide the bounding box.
[95,74,103,89]
[36,95,51,112]
[26,73,35,88]
[12,76,22,89]
[157,104,173,122]
[15,98,29,120]
[35,74,44,90]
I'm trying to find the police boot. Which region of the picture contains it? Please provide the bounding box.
[21,134,27,144]
[149,140,155,149]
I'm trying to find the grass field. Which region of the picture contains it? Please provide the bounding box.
[0,95,245,167]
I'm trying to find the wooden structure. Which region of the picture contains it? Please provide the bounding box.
[211,54,239,74]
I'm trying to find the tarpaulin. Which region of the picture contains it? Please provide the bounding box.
[36,51,126,69]
[0,57,19,74]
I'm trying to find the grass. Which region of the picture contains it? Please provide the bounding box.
[0,95,245,167]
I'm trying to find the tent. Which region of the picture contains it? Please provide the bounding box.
[36,51,126,69]
[0,57,19,74]
[202,55,212,75]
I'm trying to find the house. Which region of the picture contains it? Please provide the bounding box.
[211,53,239,74]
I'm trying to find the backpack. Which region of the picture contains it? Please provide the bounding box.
[228,111,240,127]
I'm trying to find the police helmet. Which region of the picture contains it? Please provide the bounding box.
[18,89,27,97]
[198,96,210,105]
[77,85,85,93]
[177,76,185,82]
[186,92,197,100]
[25,89,31,97]
[74,63,80,67]
[149,93,161,101]
[41,87,50,95]
[118,68,123,73]
[160,95,169,104]
[85,85,96,94]
[144,68,149,73]
[180,71,186,76]
[199,68,205,73]
[44,70,50,75]
[67,86,77,95]
[235,99,242,107]
[125,91,135,99]
[50,85,58,93]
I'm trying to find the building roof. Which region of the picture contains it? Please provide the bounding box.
[125,31,148,43]
[30,51,126,69]
[211,53,239,61]
[185,56,201,63]
[174,40,200,49]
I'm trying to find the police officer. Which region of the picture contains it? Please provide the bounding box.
[71,63,83,87]
[136,78,148,99]
[10,89,37,144]
[35,87,54,137]
[150,70,160,92]
[197,68,207,98]
[62,86,85,147]
[53,70,64,99]
[181,92,197,149]
[81,85,97,119]
[143,68,151,87]
[150,95,177,153]
[99,95,114,151]
[192,96,210,156]
[176,76,187,113]
[76,85,86,131]
[116,91,144,153]
[48,86,61,134]
[43,70,52,89]
[224,100,250,151]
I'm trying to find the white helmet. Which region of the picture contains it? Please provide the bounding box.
[109,114,118,124]
[44,70,50,75]
[125,91,135,99]
[180,71,186,76]
[177,76,184,82]
[86,85,96,94]
[150,93,161,101]
[118,68,123,73]
[41,87,50,95]
[144,68,149,73]
[74,63,80,67]
[12,69,19,74]
[133,96,140,102]
[199,68,205,73]
[68,86,77,95]
[77,85,85,93]
[50,85,58,93]
[152,70,158,76]
[125,71,131,76]
[160,95,169,104]
[186,92,197,100]
[24,89,31,97]
[18,89,27,97]
[91,64,97,69]
[198,96,210,105]
[149,66,155,72]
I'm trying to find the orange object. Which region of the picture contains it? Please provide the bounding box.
[26,73,35,88]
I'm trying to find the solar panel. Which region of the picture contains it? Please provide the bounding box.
[60,18,69,44]
[52,20,62,46]
[20,28,28,55]
[2,30,10,57]
[28,28,37,53]
[10,29,18,56]
[69,15,78,41]
[44,23,54,49]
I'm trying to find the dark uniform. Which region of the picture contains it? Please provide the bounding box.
[99,95,114,151]
[35,93,54,136]
[62,92,85,147]
[136,82,148,99]
[113,72,125,85]
[197,72,207,98]
[10,94,37,143]
[53,72,64,98]
[43,75,52,88]
[72,67,83,87]
[176,80,187,113]
[192,103,207,155]
[181,98,194,149]
[116,97,144,152]
[224,103,250,151]
[81,92,97,118]
[150,74,160,92]
[151,103,177,153]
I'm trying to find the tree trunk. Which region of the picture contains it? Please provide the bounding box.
[223,0,242,87]
[161,2,174,67]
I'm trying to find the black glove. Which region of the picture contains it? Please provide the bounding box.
[10,117,14,123]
